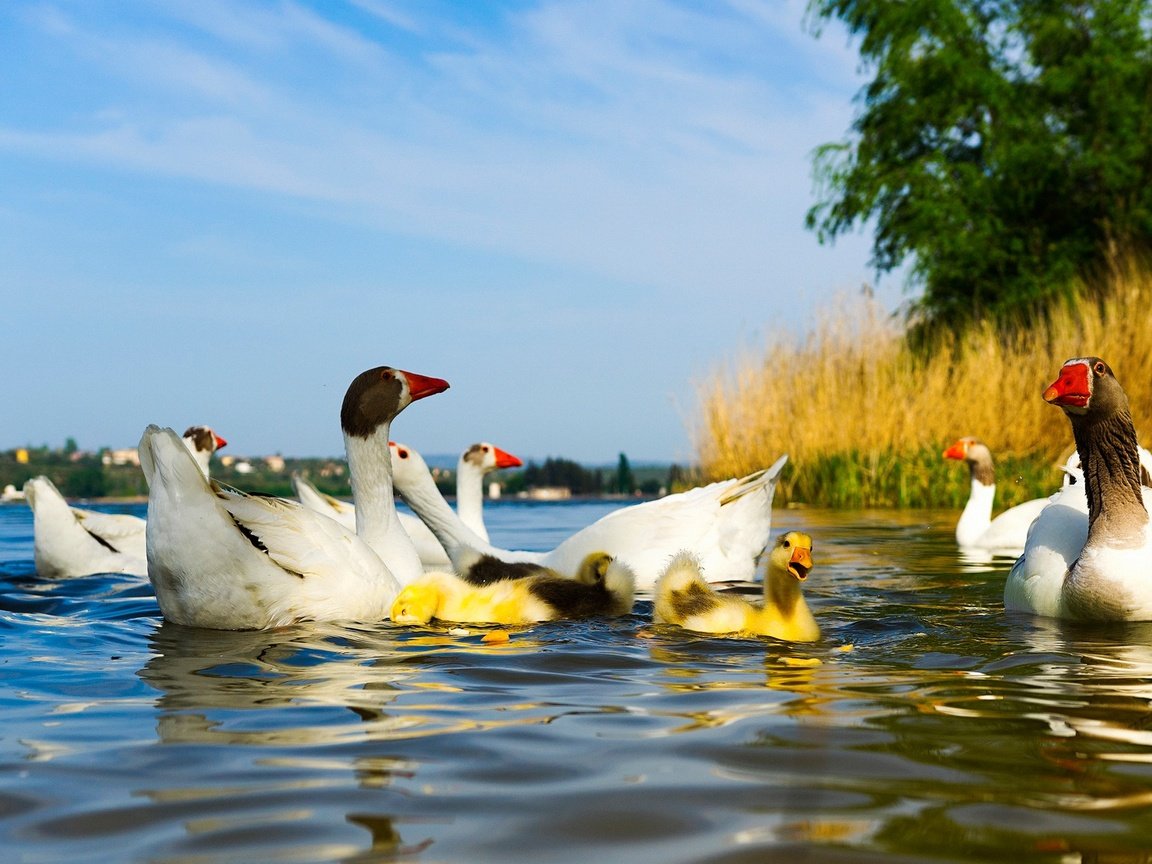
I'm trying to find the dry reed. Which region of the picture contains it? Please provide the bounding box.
[694,262,1152,507]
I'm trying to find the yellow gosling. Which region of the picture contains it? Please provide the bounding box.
[653,531,819,641]
[390,551,636,625]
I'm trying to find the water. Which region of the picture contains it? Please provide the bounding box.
[4,500,1152,863]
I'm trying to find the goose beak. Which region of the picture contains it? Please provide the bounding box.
[215,435,228,451]
[1044,363,1090,408]
[942,441,965,460]
[494,446,523,469]
[402,371,451,402]
[789,546,813,581]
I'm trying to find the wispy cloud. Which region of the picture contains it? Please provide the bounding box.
[4,0,866,294]
[2,0,879,460]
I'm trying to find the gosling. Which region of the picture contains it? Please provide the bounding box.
[390,551,636,625]
[653,531,819,641]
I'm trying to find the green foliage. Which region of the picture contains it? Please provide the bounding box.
[776,445,1063,509]
[805,0,1152,333]
[613,453,635,495]
[515,457,604,496]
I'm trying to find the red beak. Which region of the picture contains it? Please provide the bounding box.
[215,435,228,451]
[493,446,523,469]
[401,370,451,402]
[1044,364,1091,408]
[942,440,966,460]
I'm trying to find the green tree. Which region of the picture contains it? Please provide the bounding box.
[805,0,1152,335]
[614,452,635,495]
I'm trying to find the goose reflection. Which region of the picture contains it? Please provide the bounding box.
[138,621,421,745]
[139,620,563,746]
[1001,617,1152,754]
[136,622,441,861]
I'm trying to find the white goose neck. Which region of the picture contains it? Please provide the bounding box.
[393,455,494,554]
[344,429,423,584]
[454,455,489,540]
[955,479,995,546]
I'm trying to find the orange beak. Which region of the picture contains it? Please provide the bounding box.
[402,370,451,402]
[942,440,966,460]
[789,546,813,581]
[215,435,228,451]
[493,446,523,469]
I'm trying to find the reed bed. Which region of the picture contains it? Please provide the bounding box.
[695,263,1152,507]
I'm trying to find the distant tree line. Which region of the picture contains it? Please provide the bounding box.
[1,446,695,500]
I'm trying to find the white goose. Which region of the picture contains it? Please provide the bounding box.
[1005,357,1152,620]
[388,440,788,588]
[943,436,1051,556]
[24,426,225,578]
[292,440,523,567]
[140,367,449,629]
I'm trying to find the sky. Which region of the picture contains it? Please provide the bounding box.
[2,0,904,465]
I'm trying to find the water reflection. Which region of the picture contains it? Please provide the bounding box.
[138,620,569,746]
[11,504,1152,862]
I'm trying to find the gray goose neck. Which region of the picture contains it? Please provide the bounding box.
[1073,407,1147,533]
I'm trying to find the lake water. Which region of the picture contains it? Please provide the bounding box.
[4,499,1152,863]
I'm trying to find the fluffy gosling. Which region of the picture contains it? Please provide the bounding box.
[653,531,819,641]
[390,551,636,625]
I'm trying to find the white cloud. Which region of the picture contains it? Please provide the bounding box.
[2,0,883,460]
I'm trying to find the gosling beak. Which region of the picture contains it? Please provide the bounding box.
[788,546,813,581]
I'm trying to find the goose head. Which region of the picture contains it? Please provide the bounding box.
[463,442,523,473]
[341,367,450,439]
[943,437,995,485]
[1044,357,1128,419]
[182,426,227,455]
[388,440,437,489]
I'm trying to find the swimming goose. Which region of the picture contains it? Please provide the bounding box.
[390,550,636,625]
[387,440,788,588]
[653,531,819,641]
[455,442,523,540]
[1004,357,1152,620]
[943,437,1051,556]
[24,426,225,578]
[141,367,449,629]
[292,440,522,567]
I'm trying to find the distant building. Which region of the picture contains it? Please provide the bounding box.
[265,455,285,473]
[102,448,140,467]
[518,486,571,501]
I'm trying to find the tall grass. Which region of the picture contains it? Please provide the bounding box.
[695,262,1152,507]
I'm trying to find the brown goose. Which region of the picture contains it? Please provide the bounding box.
[1005,358,1152,620]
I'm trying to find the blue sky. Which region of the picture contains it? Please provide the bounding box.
[3,0,900,465]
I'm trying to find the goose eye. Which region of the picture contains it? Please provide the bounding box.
[1094,361,1107,375]
[398,449,409,459]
